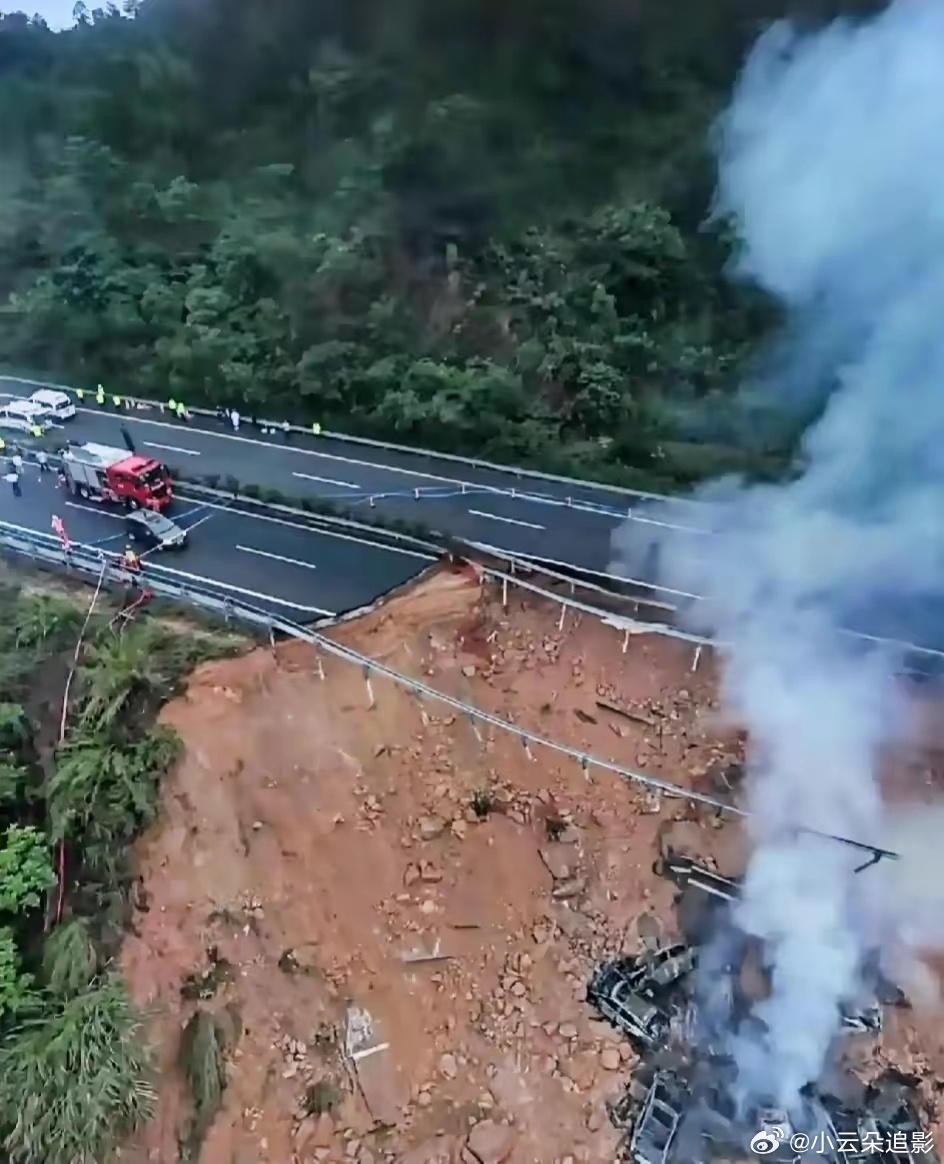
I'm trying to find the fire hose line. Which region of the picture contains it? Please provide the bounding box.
[53,556,109,926]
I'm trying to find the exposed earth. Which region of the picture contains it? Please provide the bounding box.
[117,563,944,1164]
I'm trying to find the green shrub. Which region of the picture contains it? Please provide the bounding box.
[0,978,155,1164]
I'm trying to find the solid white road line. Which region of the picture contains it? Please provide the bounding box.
[292,471,358,489]
[189,497,436,560]
[0,512,334,614]
[467,509,546,531]
[64,495,436,560]
[236,545,318,571]
[144,442,201,456]
[64,502,122,519]
[144,562,333,614]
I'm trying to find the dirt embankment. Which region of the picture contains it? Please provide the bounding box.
[119,564,944,1164]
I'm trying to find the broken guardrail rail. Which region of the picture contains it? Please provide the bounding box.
[0,518,902,871]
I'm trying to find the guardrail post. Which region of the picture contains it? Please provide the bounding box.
[558,605,566,632]
[622,628,631,654]
[501,575,508,610]
[522,738,534,762]
[363,663,375,709]
[691,645,702,672]
[467,711,482,744]
[314,651,325,680]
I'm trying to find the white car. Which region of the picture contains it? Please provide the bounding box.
[28,389,75,421]
[0,401,50,433]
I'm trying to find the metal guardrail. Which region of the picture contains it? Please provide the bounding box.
[0,373,689,505]
[0,520,898,861]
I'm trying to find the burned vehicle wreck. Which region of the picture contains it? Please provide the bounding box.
[626,1067,937,1164]
[586,853,934,1164]
[586,944,696,1052]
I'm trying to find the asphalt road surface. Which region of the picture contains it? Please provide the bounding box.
[0,461,435,619]
[0,377,702,578]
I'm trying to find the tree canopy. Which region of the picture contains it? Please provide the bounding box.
[0,0,882,486]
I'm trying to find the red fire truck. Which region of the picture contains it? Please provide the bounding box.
[60,442,173,511]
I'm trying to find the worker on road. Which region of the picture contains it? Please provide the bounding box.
[5,469,20,498]
[29,423,42,438]
[311,421,321,437]
[168,398,177,416]
[36,450,49,473]
[75,388,84,403]
[96,384,105,406]
[112,395,121,409]
[230,409,241,432]
[123,546,142,575]
[175,400,187,420]
[281,419,291,442]
[0,436,7,455]
[11,452,23,474]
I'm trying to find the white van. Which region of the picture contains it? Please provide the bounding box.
[28,388,76,421]
[0,400,49,433]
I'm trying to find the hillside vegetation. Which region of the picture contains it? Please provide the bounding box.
[0,0,881,489]
[0,577,239,1163]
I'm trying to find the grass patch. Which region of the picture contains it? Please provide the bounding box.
[0,575,244,1163]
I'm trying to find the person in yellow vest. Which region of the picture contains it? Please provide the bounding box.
[311,422,321,437]
[176,401,187,419]
[112,395,121,408]
[29,424,42,438]
[75,388,84,403]
[168,398,177,415]
[95,384,105,406]
[0,436,6,453]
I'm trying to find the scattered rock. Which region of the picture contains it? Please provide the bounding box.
[585,1106,605,1133]
[466,1119,515,1164]
[439,1052,459,1079]
[462,664,477,678]
[539,844,575,882]
[551,876,587,901]
[419,860,442,883]
[558,1023,578,1040]
[400,1138,460,1164]
[600,1046,622,1071]
[418,816,447,841]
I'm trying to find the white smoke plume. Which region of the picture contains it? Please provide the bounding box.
[610,0,944,1111]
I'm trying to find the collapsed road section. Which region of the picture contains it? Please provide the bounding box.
[587,856,932,1164]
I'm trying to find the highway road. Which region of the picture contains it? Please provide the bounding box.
[2,379,942,665]
[0,460,435,619]
[0,376,700,579]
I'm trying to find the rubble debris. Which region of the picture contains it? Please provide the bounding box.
[586,944,696,1052]
[585,855,938,1164]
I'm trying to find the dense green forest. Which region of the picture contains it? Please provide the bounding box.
[0,0,882,488]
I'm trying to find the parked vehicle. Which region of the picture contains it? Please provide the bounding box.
[125,509,187,550]
[28,389,76,421]
[61,442,172,510]
[0,400,50,433]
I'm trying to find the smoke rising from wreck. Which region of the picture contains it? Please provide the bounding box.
[611,0,944,1113]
